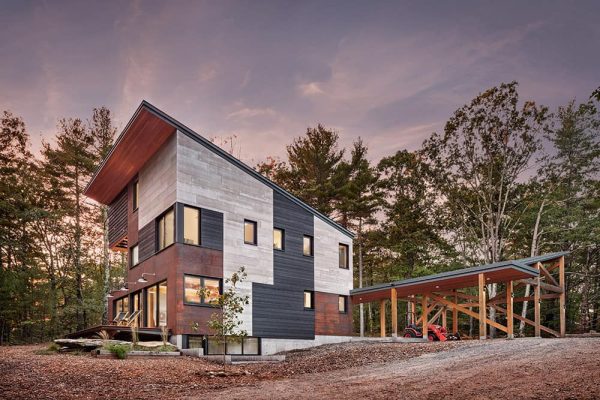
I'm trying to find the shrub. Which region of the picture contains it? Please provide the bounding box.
[106,344,130,359]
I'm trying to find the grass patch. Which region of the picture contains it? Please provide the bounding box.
[34,343,60,355]
[133,344,178,352]
[104,343,132,359]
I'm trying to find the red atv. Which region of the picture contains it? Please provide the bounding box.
[403,324,460,341]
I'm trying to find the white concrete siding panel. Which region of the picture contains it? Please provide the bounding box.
[261,335,354,355]
[176,131,274,336]
[138,134,177,228]
[313,217,353,294]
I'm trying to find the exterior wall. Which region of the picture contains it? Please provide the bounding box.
[176,131,274,335]
[261,335,354,355]
[138,134,177,228]
[315,291,353,335]
[253,191,315,339]
[107,189,127,247]
[127,178,139,247]
[314,217,353,294]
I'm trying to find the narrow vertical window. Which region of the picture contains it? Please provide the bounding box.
[303,235,313,256]
[273,228,284,250]
[339,243,349,269]
[157,208,175,251]
[303,291,314,309]
[146,286,157,328]
[131,245,139,266]
[244,220,257,245]
[158,281,167,326]
[133,180,139,211]
[338,295,347,313]
[183,206,200,245]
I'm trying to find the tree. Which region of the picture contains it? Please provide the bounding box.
[421,81,550,337]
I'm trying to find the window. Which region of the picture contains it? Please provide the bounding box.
[158,281,167,326]
[146,285,157,328]
[115,296,129,314]
[244,220,257,245]
[157,208,175,251]
[206,336,260,355]
[184,275,222,305]
[339,243,349,269]
[183,206,200,245]
[131,245,139,267]
[304,290,314,309]
[338,295,347,313]
[273,228,284,250]
[132,291,142,327]
[133,180,139,211]
[303,235,313,256]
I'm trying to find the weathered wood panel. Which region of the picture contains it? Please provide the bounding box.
[138,221,155,262]
[108,189,128,247]
[315,292,353,336]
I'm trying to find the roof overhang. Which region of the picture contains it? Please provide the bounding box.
[84,105,176,204]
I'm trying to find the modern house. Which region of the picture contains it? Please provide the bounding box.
[84,101,354,355]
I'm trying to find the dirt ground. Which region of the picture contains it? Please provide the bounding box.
[1,338,599,399]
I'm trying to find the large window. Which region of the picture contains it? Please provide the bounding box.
[184,275,222,305]
[132,291,142,327]
[339,243,349,269]
[338,295,347,313]
[157,208,175,251]
[303,235,314,256]
[304,290,314,310]
[183,206,200,245]
[114,296,129,314]
[244,220,257,245]
[143,281,167,328]
[158,281,167,326]
[146,286,157,328]
[206,336,260,355]
[131,245,139,267]
[273,228,284,250]
[133,180,139,211]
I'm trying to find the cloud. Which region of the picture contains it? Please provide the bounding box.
[298,82,324,96]
[198,63,218,82]
[226,107,277,120]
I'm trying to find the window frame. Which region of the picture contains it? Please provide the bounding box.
[273,227,285,251]
[338,243,349,269]
[338,295,348,314]
[183,205,201,246]
[156,207,175,252]
[183,274,223,306]
[132,180,139,211]
[303,235,314,257]
[244,219,258,246]
[303,290,314,310]
[130,244,139,268]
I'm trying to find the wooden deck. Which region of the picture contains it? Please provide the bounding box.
[65,325,166,340]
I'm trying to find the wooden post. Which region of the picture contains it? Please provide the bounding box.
[506,281,514,339]
[478,273,487,339]
[442,306,447,329]
[452,293,458,334]
[380,299,386,338]
[534,263,541,337]
[410,298,416,325]
[559,256,566,338]
[391,288,398,337]
[422,294,428,340]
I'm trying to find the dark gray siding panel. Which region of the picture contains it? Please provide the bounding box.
[107,189,128,245]
[201,209,223,250]
[253,190,315,339]
[138,221,155,262]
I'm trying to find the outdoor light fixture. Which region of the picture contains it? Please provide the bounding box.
[106,293,114,299]
[119,282,137,291]
[137,272,156,283]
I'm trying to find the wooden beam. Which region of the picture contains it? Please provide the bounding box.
[415,301,438,325]
[391,288,398,337]
[497,293,561,303]
[380,299,386,338]
[429,293,508,333]
[506,281,514,339]
[458,302,481,308]
[436,290,479,302]
[486,290,507,305]
[422,294,429,340]
[442,306,447,329]
[428,307,444,326]
[518,278,563,293]
[534,263,541,337]
[452,293,458,334]
[490,304,560,338]
[539,263,559,287]
[479,273,487,339]
[559,256,566,338]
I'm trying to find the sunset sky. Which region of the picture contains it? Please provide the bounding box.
[1,0,599,163]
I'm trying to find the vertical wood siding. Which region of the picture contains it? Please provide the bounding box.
[108,189,128,246]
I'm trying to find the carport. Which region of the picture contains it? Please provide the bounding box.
[350,252,567,339]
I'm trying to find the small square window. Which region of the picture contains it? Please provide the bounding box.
[338,295,347,313]
[339,244,349,269]
[273,228,284,250]
[244,220,257,245]
[303,291,314,309]
[131,245,139,266]
[303,235,313,256]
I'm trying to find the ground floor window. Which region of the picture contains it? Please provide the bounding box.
[184,275,222,305]
[191,336,260,355]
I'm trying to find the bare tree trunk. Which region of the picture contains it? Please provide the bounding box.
[74,166,85,331]
[101,206,110,324]
[358,218,364,337]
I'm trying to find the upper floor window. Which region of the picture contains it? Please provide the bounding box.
[184,275,221,305]
[131,244,139,267]
[244,220,257,245]
[303,235,313,256]
[338,295,347,313]
[303,290,314,310]
[339,243,349,269]
[273,228,284,250]
[183,206,200,245]
[157,208,175,251]
[133,180,139,211]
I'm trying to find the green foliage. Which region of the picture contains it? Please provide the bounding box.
[106,343,130,359]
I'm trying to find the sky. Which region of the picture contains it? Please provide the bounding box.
[1,0,599,164]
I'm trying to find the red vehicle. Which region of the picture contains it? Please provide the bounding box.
[403,323,460,341]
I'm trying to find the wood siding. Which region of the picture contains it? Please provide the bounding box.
[138,221,155,262]
[108,189,128,247]
[252,191,315,339]
[315,292,353,336]
[201,208,223,250]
